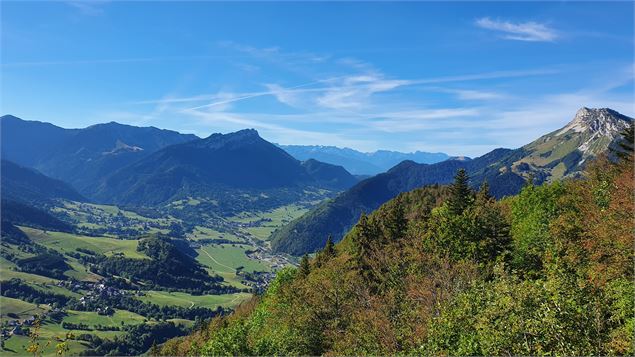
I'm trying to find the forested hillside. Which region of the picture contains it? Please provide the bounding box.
[157,127,634,356]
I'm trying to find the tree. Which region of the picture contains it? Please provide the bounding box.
[298,255,311,278]
[314,235,336,268]
[476,181,491,201]
[611,122,634,163]
[471,182,510,263]
[447,169,473,215]
[383,198,407,242]
[352,213,374,261]
[323,235,335,258]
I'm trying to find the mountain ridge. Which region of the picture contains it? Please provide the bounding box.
[90,129,357,207]
[280,144,449,175]
[270,107,633,255]
[0,115,199,195]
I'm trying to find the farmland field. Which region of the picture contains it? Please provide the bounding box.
[136,291,251,309]
[62,309,147,327]
[23,227,146,259]
[0,297,49,322]
[196,244,270,273]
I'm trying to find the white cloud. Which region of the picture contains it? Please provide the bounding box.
[263,83,304,107]
[475,17,558,42]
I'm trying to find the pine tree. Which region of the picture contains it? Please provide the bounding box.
[476,181,492,202]
[384,198,407,241]
[612,122,634,163]
[315,235,336,267]
[353,213,376,259]
[298,254,311,277]
[323,235,335,258]
[448,168,473,215]
[352,212,380,283]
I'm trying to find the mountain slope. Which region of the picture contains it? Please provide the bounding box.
[271,107,632,255]
[1,199,74,233]
[301,159,359,190]
[37,121,199,193]
[1,160,85,204]
[281,145,449,175]
[0,115,79,166]
[270,149,521,255]
[507,107,633,181]
[158,152,633,356]
[0,115,198,194]
[92,129,356,207]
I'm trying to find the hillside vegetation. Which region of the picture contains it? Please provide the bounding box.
[157,135,633,356]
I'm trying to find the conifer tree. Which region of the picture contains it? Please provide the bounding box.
[323,235,335,258]
[448,168,473,215]
[298,254,311,277]
[352,212,380,283]
[384,198,407,241]
[477,181,492,201]
[612,122,634,163]
[315,235,336,267]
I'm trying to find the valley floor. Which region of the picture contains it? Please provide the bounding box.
[0,199,312,356]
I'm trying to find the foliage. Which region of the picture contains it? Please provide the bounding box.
[1,278,73,306]
[160,159,634,356]
[79,322,187,356]
[92,235,228,293]
[509,181,566,276]
[16,252,71,279]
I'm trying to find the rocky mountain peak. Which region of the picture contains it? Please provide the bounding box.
[558,107,632,137]
[199,128,262,150]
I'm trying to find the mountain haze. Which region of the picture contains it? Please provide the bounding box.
[281,145,449,175]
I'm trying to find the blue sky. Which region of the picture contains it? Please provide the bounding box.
[2,1,633,156]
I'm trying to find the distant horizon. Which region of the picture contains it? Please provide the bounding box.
[2,1,634,156]
[3,104,632,158]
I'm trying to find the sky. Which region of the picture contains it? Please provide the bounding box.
[1,1,634,156]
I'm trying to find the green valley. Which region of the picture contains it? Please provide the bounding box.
[0,195,322,356]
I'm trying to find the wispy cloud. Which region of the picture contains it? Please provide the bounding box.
[116,41,631,156]
[66,1,109,16]
[1,55,239,68]
[475,17,558,42]
[139,68,552,110]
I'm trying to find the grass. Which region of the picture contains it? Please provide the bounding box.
[196,244,270,274]
[188,226,244,243]
[1,308,148,356]
[0,257,61,284]
[0,297,49,322]
[169,197,202,209]
[137,291,251,309]
[22,227,147,259]
[63,309,147,328]
[54,201,180,233]
[229,204,309,240]
[19,281,82,299]
[2,333,92,357]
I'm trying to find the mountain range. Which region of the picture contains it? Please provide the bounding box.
[0,115,198,194]
[90,129,358,207]
[1,107,630,247]
[280,145,449,175]
[270,107,633,255]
